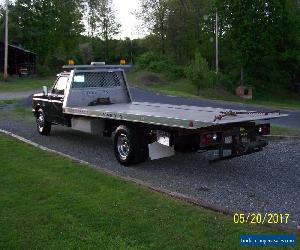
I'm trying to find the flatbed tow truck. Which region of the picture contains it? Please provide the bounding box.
[32,64,287,165]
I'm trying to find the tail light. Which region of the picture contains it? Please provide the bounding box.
[201,133,220,146]
[256,124,270,135]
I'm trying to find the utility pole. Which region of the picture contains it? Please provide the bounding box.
[4,0,9,80]
[130,39,133,65]
[215,11,219,74]
[130,31,134,65]
[241,65,244,86]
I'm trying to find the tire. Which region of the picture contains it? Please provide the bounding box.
[36,109,51,135]
[114,125,149,166]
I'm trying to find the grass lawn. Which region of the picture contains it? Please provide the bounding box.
[0,134,295,249]
[0,100,34,122]
[127,70,300,110]
[271,126,300,137]
[0,76,55,92]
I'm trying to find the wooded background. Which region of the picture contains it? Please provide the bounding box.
[0,0,299,93]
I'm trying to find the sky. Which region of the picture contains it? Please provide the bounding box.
[113,0,145,39]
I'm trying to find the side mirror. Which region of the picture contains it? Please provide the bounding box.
[42,86,48,96]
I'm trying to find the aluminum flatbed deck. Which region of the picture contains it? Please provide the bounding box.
[64,102,286,129]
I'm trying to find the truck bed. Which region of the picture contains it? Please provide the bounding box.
[63,102,286,129]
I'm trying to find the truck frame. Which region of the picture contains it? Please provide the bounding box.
[32,64,287,166]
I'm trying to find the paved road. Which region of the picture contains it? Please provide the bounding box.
[0,90,40,100]
[0,106,299,228]
[0,87,299,128]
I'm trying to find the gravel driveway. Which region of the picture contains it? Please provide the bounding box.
[0,105,299,229]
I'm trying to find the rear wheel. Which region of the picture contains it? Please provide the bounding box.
[114,125,149,166]
[36,109,51,135]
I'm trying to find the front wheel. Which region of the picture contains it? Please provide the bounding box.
[36,109,51,135]
[114,125,149,166]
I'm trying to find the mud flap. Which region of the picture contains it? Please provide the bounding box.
[148,142,175,160]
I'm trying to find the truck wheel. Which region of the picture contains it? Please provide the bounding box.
[36,109,51,135]
[114,125,149,166]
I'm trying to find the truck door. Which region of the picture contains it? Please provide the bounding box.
[49,75,69,124]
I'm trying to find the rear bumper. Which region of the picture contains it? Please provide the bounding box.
[197,123,270,162]
[209,137,268,163]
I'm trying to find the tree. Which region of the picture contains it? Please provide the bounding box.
[12,0,83,68]
[77,42,94,64]
[0,3,20,44]
[216,0,291,85]
[166,0,213,63]
[185,52,212,95]
[138,0,169,55]
[86,0,99,37]
[278,0,300,84]
[85,0,121,61]
[136,0,299,91]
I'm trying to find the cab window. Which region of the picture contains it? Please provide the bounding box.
[52,76,68,95]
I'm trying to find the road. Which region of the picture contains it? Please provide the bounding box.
[0,90,41,100]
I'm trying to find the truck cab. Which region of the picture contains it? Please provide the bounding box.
[33,72,71,129]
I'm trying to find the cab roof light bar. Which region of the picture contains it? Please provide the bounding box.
[62,64,132,70]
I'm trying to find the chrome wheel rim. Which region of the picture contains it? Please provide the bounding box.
[37,113,44,132]
[117,134,130,160]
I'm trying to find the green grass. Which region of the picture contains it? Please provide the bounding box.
[0,99,16,105]
[127,70,300,110]
[0,134,294,249]
[0,76,54,92]
[271,126,300,137]
[0,100,34,122]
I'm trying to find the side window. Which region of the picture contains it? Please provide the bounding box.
[52,76,68,95]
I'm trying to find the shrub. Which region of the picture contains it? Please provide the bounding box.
[148,60,169,72]
[137,52,184,79]
[36,65,53,77]
[137,52,165,71]
[214,72,236,91]
[185,52,213,95]
[168,65,185,79]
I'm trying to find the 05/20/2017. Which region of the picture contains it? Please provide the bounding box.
[233,213,290,225]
